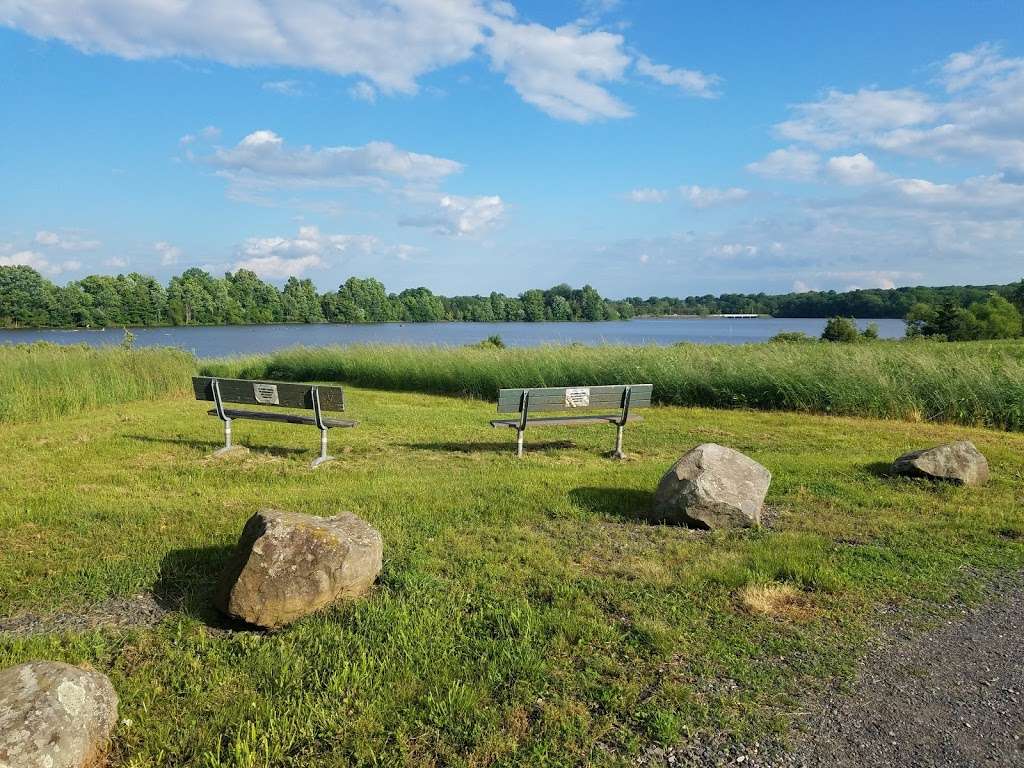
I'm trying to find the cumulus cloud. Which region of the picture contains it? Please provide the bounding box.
[746,147,821,181]
[0,249,80,275]
[400,194,505,236]
[635,56,720,99]
[206,130,463,189]
[484,20,632,122]
[629,185,748,207]
[0,1,719,122]
[262,79,302,96]
[768,44,1024,171]
[34,229,100,251]
[628,187,668,203]
[680,185,749,208]
[348,81,377,104]
[825,153,889,185]
[794,270,921,291]
[154,241,181,265]
[233,225,409,277]
[179,125,221,145]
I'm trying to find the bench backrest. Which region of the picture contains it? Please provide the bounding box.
[192,376,346,412]
[496,384,653,414]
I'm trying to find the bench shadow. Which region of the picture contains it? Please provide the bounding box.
[569,486,657,524]
[127,434,309,458]
[399,440,577,455]
[153,545,252,631]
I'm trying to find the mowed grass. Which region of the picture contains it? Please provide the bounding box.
[202,339,1024,431]
[1,385,1022,767]
[0,343,194,423]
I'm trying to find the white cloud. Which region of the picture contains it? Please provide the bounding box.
[629,185,748,207]
[746,147,821,181]
[769,45,1024,171]
[233,225,387,277]
[34,229,100,251]
[179,125,221,145]
[714,243,759,258]
[0,1,718,123]
[628,187,668,203]
[154,241,181,265]
[795,270,921,291]
[400,194,505,236]
[104,256,129,269]
[825,153,889,185]
[635,56,720,99]
[348,81,377,104]
[207,130,463,187]
[680,185,749,208]
[485,20,632,122]
[0,249,80,275]
[262,79,302,96]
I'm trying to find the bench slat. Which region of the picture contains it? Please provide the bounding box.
[208,408,357,428]
[491,414,644,428]
[496,384,652,413]
[193,376,345,411]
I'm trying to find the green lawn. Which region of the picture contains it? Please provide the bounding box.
[1,387,1022,767]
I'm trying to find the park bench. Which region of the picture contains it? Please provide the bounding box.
[491,384,653,458]
[192,376,356,468]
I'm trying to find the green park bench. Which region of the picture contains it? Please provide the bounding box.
[491,384,653,458]
[192,376,356,468]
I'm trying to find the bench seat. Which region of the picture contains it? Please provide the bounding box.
[490,414,643,428]
[208,408,357,429]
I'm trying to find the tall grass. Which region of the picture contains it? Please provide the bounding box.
[201,340,1024,430]
[0,342,195,423]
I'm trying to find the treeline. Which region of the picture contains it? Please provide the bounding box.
[0,266,634,327]
[1,263,1023,330]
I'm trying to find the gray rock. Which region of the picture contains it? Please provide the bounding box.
[216,509,383,629]
[653,443,771,529]
[891,440,989,486]
[0,661,118,768]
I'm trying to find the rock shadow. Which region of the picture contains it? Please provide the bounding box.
[865,461,895,478]
[153,545,250,631]
[569,486,658,524]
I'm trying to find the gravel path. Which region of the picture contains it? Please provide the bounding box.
[776,574,1024,767]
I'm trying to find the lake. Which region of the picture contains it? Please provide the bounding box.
[0,317,906,358]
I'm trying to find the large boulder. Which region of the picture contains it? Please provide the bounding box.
[653,443,771,529]
[891,440,989,486]
[216,509,383,629]
[0,661,118,768]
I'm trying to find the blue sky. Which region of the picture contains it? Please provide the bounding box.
[2,1,1023,297]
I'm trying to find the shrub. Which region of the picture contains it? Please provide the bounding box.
[820,317,860,343]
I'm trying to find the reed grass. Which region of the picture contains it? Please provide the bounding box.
[201,339,1024,431]
[0,342,195,422]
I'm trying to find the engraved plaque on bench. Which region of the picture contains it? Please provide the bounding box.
[253,383,280,405]
[564,387,590,408]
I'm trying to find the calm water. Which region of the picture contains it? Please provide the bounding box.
[0,317,906,358]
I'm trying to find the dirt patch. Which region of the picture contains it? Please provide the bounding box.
[736,583,816,622]
[0,593,170,637]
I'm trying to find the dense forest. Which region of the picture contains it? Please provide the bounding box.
[1,265,1023,339]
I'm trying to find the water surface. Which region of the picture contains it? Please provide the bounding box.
[0,317,906,358]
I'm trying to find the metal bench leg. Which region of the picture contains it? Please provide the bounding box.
[213,417,235,456]
[515,390,530,458]
[612,423,625,460]
[310,427,334,469]
[516,428,525,458]
[309,386,335,468]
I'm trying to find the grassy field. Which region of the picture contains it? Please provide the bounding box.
[0,342,194,423]
[201,339,1024,431]
[1,378,1022,766]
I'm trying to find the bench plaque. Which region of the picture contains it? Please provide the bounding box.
[253,383,280,405]
[564,387,590,408]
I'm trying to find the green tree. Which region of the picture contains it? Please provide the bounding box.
[226,270,282,323]
[0,266,56,327]
[521,289,546,322]
[821,316,860,342]
[281,277,324,323]
[967,294,1022,339]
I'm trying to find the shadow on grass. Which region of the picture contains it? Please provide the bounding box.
[153,545,251,630]
[127,434,309,458]
[865,461,895,478]
[399,440,577,455]
[569,486,658,524]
